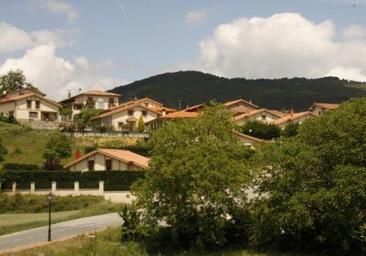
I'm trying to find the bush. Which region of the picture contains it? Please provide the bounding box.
[0,170,146,191]
[281,122,299,138]
[0,194,104,213]
[242,121,280,140]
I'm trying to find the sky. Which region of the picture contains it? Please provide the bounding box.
[1,0,366,100]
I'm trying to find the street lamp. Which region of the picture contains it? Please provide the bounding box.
[47,192,53,242]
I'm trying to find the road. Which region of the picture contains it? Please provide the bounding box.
[0,212,121,254]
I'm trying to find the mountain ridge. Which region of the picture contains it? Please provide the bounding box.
[109,71,366,111]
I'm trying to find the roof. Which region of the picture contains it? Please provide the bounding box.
[232,130,264,143]
[309,102,339,111]
[64,148,150,169]
[91,102,162,120]
[0,92,61,108]
[223,99,259,109]
[182,103,205,112]
[233,108,284,121]
[159,111,200,119]
[59,90,121,103]
[272,111,317,125]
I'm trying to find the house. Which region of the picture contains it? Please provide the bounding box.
[223,99,259,113]
[59,90,121,120]
[147,111,200,130]
[272,111,317,129]
[309,102,339,116]
[232,130,264,148]
[91,98,175,132]
[0,88,61,128]
[64,148,150,171]
[233,108,286,126]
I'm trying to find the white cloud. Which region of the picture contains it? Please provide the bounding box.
[0,45,120,100]
[0,22,74,52]
[39,0,78,22]
[185,10,207,25]
[342,25,366,39]
[179,12,366,81]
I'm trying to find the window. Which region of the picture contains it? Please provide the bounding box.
[142,110,147,116]
[108,98,115,108]
[105,159,112,171]
[27,100,32,108]
[96,98,104,109]
[88,160,95,171]
[261,115,266,121]
[128,110,133,116]
[8,111,14,117]
[29,112,38,119]
[0,112,3,117]
[35,100,40,109]
[144,103,149,107]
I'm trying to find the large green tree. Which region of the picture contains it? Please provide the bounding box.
[43,133,72,170]
[0,70,34,94]
[130,104,253,249]
[74,108,103,131]
[241,120,280,140]
[251,98,366,253]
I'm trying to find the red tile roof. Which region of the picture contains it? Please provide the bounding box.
[233,108,284,121]
[310,102,339,110]
[224,99,259,109]
[64,148,150,169]
[0,92,61,108]
[272,111,317,125]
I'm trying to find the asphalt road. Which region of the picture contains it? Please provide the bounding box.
[0,212,121,254]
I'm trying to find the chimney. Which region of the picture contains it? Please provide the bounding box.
[290,108,294,118]
[68,90,71,99]
[249,100,253,104]
[75,150,81,159]
[162,109,166,116]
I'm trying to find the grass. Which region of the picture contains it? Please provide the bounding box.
[3,228,315,256]
[0,200,122,236]
[0,121,140,169]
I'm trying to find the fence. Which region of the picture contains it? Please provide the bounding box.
[1,180,134,203]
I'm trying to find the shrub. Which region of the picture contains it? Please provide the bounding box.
[242,121,280,140]
[2,163,40,171]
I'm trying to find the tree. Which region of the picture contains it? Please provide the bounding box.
[43,133,72,170]
[130,104,253,249]
[242,120,280,140]
[281,122,299,138]
[0,139,7,163]
[74,108,102,131]
[0,70,34,94]
[251,98,366,254]
[137,117,145,132]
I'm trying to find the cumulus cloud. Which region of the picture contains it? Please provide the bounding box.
[39,0,78,22]
[0,45,120,100]
[0,22,74,52]
[180,12,366,81]
[185,10,207,25]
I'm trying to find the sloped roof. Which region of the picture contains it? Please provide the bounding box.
[91,102,162,120]
[181,103,205,112]
[64,148,150,169]
[159,111,200,119]
[309,102,339,110]
[272,111,317,125]
[59,90,121,103]
[233,108,284,121]
[223,99,259,109]
[0,92,61,108]
[232,130,264,143]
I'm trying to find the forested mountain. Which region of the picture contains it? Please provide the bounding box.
[110,71,366,111]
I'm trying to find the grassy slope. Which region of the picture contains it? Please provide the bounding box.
[0,201,122,236]
[5,228,316,256]
[0,122,139,169]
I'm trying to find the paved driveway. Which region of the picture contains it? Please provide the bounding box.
[0,213,121,254]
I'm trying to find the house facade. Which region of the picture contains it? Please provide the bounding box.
[91,98,175,132]
[0,88,61,128]
[59,90,121,120]
[64,148,149,171]
[233,108,285,126]
[272,111,317,129]
[309,102,339,116]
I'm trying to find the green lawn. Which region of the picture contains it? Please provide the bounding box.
[0,201,122,236]
[4,228,314,256]
[0,121,140,169]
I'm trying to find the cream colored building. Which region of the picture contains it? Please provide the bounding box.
[64,148,150,171]
[308,102,339,116]
[0,88,61,125]
[92,98,175,132]
[59,90,121,120]
[272,111,317,129]
[233,108,285,126]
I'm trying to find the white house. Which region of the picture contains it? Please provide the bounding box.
[0,88,61,128]
[64,148,150,171]
[233,108,285,126]
[92,98,175,132]
[272,111,317,129]
[59,90,121,120]
[308,102,339,116]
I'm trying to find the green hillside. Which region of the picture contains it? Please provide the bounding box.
[110,71,366,111]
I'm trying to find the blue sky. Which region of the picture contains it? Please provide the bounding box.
[1,0,366,99]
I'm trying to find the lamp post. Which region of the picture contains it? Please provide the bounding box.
[47,192,53,242]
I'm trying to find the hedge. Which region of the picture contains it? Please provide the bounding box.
[0,171,146,191]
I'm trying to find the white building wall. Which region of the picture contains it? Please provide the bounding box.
[0,102,15,117]
[69,152,132,171]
